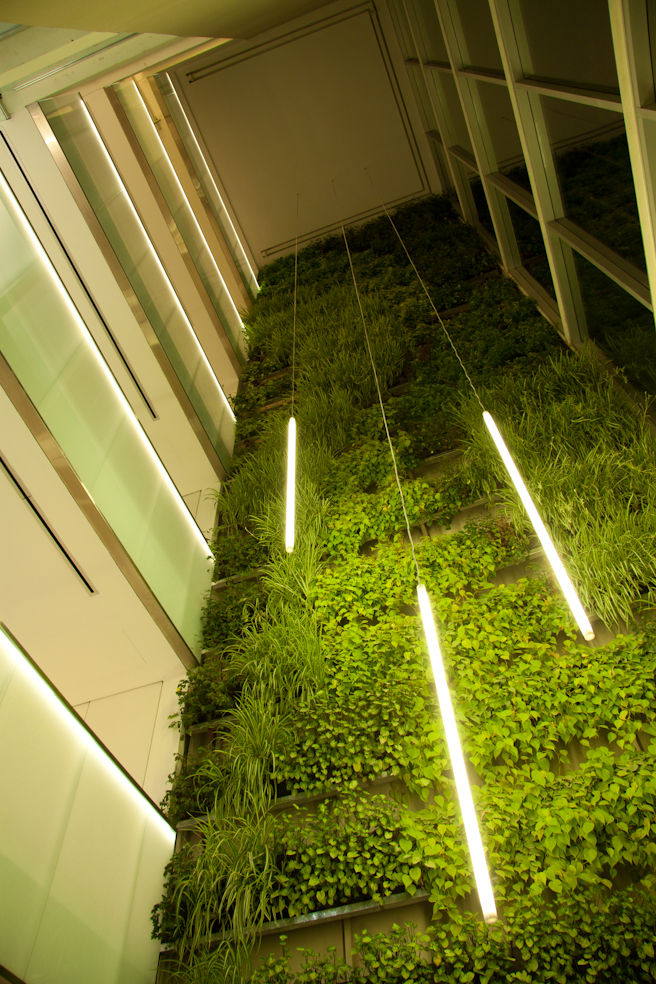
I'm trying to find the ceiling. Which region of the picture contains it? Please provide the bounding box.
[0,0,338,40]
[173,1,438,266]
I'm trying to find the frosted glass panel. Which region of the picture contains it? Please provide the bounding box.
[158,72,260,300]
[42,96,235,467]
[115,81,246,361]
[0,173,212,650]
[0,627,175,984]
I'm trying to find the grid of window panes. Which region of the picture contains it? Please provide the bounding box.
[392,0,656,395]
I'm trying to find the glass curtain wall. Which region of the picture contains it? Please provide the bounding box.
[156,72,260,302]
[391,0,656,391]
[113,80,247,363]
[42,95,236,469]
[0,169,213,650]
[0,625,175,984]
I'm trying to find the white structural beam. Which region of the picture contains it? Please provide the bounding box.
[393,0,478,224]
[608,0,656,329]
[434,0,521,273]
[487,0,588,346]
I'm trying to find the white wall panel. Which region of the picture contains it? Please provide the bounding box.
[0,627,175,984]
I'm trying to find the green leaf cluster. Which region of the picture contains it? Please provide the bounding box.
[156,194,656,984]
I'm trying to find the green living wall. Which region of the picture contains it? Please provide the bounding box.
[154,197,656,983]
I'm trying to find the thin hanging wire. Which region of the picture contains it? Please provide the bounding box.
[333,181,421,583]
[364,169,485,413]
[291,192,300,417]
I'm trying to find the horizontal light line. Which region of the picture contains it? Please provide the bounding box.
[130,81,246,334]
[0,166,213,558]
[483,412,594,640]
[164,73,259,290]
[417,584,497,923]
[0,625,175,839]
[285,416,296,552]
[79,99,235,423]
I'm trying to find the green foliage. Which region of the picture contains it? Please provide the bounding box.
[458,346,656,625]
[250,890,656,983]
[157,194,656,984]
[175,658,235,733]
[199,579,265,655]
[271,792,468,918]
[210,526,268,579]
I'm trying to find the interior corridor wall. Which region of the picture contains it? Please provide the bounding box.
[0,626,175,984]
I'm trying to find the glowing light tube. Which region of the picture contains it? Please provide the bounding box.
[483,411,594,641]
[79,100,235,424]
[285,416,296,553]
[417,583,497,923]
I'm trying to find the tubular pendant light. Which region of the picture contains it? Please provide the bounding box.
[338,192,497,922]
[285,194,300,553]
[285,415,296,553]
[368,184,596,646]
[417,584,498,923]
[483,412,594,641]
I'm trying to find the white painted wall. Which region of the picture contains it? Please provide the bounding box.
[1,388,186,799]
[174,0,441,265]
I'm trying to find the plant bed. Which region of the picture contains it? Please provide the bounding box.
[211,568,265,592]
[270,771,408,815]
[155,195,656,984]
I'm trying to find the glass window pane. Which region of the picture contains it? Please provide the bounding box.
[519,0,619,92]
[408,63,437,133]
[113,82,245,361]
[42,96,234,465]
[540,96,646,270]
[475,79,524,174]
[0,175,212,650]
[470,176,495,238]
[507,199,555,299]
[0,628,174,984]
[411,0,449,63]
[456,0,503,73]
[574,253,656,396]
[436,71,473,155]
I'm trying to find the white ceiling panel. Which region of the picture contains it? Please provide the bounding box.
[174,2,438,265]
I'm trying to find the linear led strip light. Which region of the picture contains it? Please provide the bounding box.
[78,99,235,424]
[163,73,259,292]
[0,169,212,560]
[483,412,594,641]
[129,81,246,331]
[373,201,595,644]
[0,625,175,841]
[340,212,496,922]
[417,585,497,922]
[285,416,296,552]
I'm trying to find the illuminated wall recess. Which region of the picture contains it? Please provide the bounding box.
[0,624,175,984]
[0,168,213,650]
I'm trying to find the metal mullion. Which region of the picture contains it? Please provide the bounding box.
[552,217,651,310]
[458,67,506,85]
[448,145,477,170]
[486,171,537,218]
[435,0,521,272]
[487,0,588,346]
[424,59,452,73]
[516,78,623,112]
[399,0,476,221]
[608,0,656,324]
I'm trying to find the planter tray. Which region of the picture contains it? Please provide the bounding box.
[211,568,264,593]
[271,771,399,814]
[185,714,231,737]
[159,892,431,954]
[175,771,402,831]
[256,889,431,938]
[257,394,292,413]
